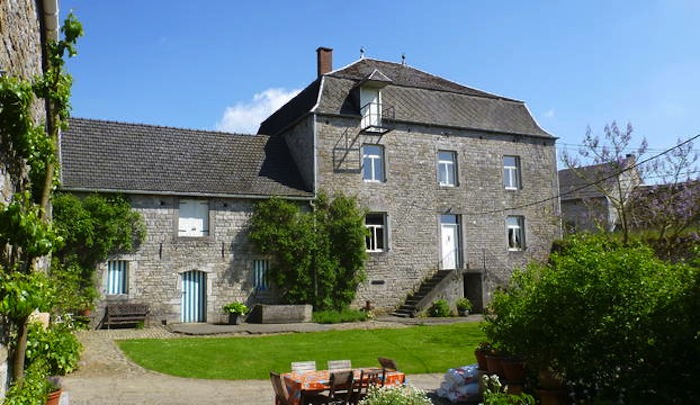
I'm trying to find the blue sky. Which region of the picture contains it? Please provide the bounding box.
[61,1,700,165]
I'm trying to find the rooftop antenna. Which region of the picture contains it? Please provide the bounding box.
[401,53,406,66]
[360,47,365,59]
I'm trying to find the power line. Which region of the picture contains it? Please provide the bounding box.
[465,133,700,217]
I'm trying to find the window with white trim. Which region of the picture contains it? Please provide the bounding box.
[362,145,385,182]
[252,259,270,292]
[365,213,387,252]
[438,151,457,186]
[178,199,209,237]
[503,155,521,190]
[107,260,128,295]
[507,216,525,251]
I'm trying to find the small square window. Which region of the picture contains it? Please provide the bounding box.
[107,260,128,295]
[362,145,385,182]
[438,151,457,186]
[252,259,270,292]
[507,216,525,251]
[365,213,387,252]
[503,156,521,190]
[178,199,209,237]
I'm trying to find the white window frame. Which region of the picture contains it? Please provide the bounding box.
[507,216,525,251]
[438,151,457,187]
[178,199,209,237]
[365,213,387,253]
[503,155,521,190]
[362,145,385,182]
[106,260,128,295]
[252,259,270,292]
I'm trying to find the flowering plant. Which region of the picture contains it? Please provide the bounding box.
[359,385,433,405]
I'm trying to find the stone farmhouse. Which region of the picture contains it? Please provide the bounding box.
[60,48,561,325]
[558,155,640,234]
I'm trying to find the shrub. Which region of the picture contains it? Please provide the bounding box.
[359,385,432,405]
[3,359,56,405]
[26,322,82,375]
[483,234,699,403]
[427,299,451,317]
[313,308,368,324]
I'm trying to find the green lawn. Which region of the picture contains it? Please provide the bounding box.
[117,322,485,380]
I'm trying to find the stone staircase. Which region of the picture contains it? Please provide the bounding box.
[392,270,453,317]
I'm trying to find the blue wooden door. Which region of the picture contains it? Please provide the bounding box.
[181,270,206,323]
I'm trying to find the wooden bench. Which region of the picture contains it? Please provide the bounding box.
[104,304,149,329]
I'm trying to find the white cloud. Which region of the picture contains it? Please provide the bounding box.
[215,88,300,134]
[543,109,556,119]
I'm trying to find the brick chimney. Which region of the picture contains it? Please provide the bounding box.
[316,47,333,77]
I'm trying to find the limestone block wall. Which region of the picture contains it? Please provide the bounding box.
[309,116,560,311]
[0,0,44,204]
[1,0,44,397]
[95,195,277,325]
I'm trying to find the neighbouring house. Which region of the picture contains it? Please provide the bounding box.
[60,48,561,325]
[1,0,61,395]
[558,155,641,234]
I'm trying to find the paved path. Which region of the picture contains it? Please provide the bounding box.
[61,316,481,404]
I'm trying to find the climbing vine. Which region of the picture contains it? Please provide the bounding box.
[0,12,83,387]
[249,193,367,310]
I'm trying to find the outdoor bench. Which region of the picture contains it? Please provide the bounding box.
[104,303,149,329]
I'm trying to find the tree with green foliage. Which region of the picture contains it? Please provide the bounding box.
[51,193,146,311]
[248,193,367,310]
[0,13,82,385]
[483,234,699,403]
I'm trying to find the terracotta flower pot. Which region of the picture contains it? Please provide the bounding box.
[501,358,527,382]
[535,388,569,405]
[474,350,488,370]
[485,354,504,377]
[46,389,62,405]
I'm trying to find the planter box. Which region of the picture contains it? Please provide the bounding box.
[246,304,312,324]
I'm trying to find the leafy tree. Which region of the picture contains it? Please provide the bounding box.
[483,234,699,403]
[561,121,646,244]
[248,193,367,310]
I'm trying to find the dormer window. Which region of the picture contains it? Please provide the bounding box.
[357,69,393,134]
[360,87,382,131]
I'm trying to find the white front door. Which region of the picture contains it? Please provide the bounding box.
[440,215,460,270]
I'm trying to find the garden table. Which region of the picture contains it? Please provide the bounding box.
[282,368,405,405]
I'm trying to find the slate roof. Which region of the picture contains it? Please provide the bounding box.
[558,157,638,201]
[259,58,552,138]
[60,118,312,198]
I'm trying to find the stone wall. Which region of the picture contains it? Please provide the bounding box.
[0,0,45,397]
[308,115,560,312]
[94,195,279,326]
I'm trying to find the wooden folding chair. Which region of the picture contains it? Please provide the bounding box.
[377,357,399,371]
[318,370,354,405]
[350,368,384,404]
[327,360,352,371]
[270,371,292,405]
[291,361,317,373]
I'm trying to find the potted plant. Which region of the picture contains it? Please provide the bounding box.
[474,341,492,371]
[222,301,249,325]
[45,376,62,405]
[455,298,473,316]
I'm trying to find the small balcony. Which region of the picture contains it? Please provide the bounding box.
[360,102,394,134]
